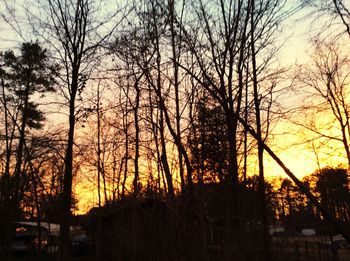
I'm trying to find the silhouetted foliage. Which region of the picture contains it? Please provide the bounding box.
[2,1,350,260]
[0,42,57,216]
[189,95,229,183]
[313,167,350,222]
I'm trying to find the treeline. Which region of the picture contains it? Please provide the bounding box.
[270,167,350,230]
[0,0,350,260]
[83,166,350,260]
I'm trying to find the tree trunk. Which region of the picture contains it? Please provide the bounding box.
[169,0,185,193]
[250,1,270,259]
[159,106,175,201]
[13,83,30,210]
[133,81,141,197]
[121,99,129,200]
[59,83,77,261]
[0,74,11,203]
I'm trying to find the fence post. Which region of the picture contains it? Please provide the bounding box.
[318,242,322,261]
[295,240,300,261]
[305,240,308,257]
[330,236,339,261]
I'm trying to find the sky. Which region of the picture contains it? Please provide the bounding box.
[1,0,349,214]
[260,4,350,180]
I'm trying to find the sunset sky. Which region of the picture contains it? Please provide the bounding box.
[1,0,349,215]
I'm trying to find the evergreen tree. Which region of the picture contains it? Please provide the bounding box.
[0,42,57,217]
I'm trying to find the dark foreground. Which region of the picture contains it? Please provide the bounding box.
[2,236,350,261]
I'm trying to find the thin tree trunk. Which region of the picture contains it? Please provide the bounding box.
[150,11,176,199]
[0,74,11,203]
[22,142,43,261]
[243,69,249,184]
[133,81,140,197]
[149,93,167,197]
[111,137,118,203]
[148,0,193,192]
[250,0,269,259]
[33,171,42,261]
[97,82,102,208]
[60,86,76,261]
[121,100,129,200]
[169,0,185,193]
[96,81,102,260]
[13,83,30,210]
[102,154,108,203]
[159,108,175,201]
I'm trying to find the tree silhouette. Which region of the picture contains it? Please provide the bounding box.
[314,167,350,222]
[0,42,57,217]
[189,95,229,183]
[298,40,350,169]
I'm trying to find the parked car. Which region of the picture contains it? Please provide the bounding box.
[301,228,316,236]
[11,234,47,253]
[330,235,350,249]
[71,234,95,256]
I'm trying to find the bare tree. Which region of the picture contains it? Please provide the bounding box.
[30,0,125,259]
[250,0,269,258]
[306,0,350,37]
[168,0,187,193]
[332,0,350,36]
[110,2,181,200]
[297,39,350,169]
[142,0,194,195]
[178,0,288,257]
